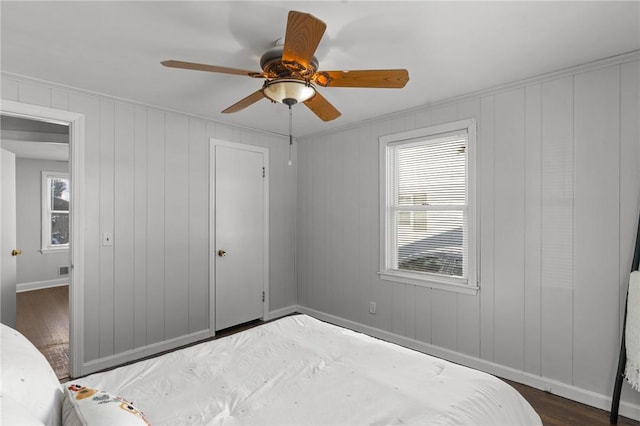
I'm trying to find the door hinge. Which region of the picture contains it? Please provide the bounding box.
[262,166,265,178]
[262,291,265,302]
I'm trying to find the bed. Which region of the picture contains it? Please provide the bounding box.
[1,314,541,425]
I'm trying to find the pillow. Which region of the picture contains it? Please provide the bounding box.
[0,324,62,426]
[62,384,149,426]
[1,393,46,426]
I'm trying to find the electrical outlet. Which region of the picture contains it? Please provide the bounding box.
[369,301,376,314]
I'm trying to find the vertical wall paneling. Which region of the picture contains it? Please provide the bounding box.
[369,119,392,332]
[284,137,297,308]
[573,66,620,395]
[98,99,115,358]
[324,132,340,316]
[540,76,574,385]
[523,84,543,376]
[335,132,349,318]
[493,88,526,370]
[296,138,309,307]
[1,78,19,101]
[18,81,51,107]
[479,95,496,362]
[113,102,135,354]
[133,106,148,348]
[69,93,101,362]
[620,61,640,326]
[431,291,458,350]
[288,140,298,306]
[164,113,190,340]
[391,281,407,337]
[305,136,318,311]
[319,132,330,313]
[146,109,166,345]
[187,118,209,333]
[342,128,361,323]
[361,123,378,322]
[271,131,297,311]
[51,89,69,111]
[414,285,432,344]
[619,60,640,407]
[357,124,376,326]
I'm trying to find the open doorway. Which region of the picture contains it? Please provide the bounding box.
[1,115,71,380]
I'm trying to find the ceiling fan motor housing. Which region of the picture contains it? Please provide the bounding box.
[260,45,319,78]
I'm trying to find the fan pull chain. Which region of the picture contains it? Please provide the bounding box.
[288,104,293,166]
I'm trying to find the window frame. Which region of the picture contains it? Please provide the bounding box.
[378,118,478,295]
[41,170,70,254]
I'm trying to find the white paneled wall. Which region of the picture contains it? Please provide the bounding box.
[1,74,297,373]
[297,55,640,415]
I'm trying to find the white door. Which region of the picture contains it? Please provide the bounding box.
[212,141,268,331]
[1,148,17,327]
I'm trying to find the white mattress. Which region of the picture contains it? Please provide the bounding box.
[73,315,541,425]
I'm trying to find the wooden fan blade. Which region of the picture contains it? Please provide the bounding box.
[313,69,409,88]
[303,91,341,122]
[222,90,265,114]
[162,60,265,78]
[282,11,326,71]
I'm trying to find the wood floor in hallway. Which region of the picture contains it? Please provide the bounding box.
[16,285,69,381]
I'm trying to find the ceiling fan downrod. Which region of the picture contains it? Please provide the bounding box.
[286,102,294,166]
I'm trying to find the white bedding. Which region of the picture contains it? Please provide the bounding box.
[73,315,541,425]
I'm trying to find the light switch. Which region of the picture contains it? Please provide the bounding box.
[102,232,113,246]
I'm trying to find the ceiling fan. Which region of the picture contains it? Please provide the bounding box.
[161,10,410,122]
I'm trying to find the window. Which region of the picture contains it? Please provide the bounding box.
[42,171,70,253]
[379,118,477,294]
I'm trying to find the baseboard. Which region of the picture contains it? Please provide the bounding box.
[265,305,299,321]
[78,329,213,377]
[79,307,299,378]
[16,278,67,293]
[297,306,640,421]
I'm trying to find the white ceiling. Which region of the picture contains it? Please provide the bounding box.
[1,1,638,138]
[0,115,69,161]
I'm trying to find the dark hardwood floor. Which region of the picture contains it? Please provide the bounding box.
[16,285,69,380]
[14,286,639,425]
[505,379,638,426]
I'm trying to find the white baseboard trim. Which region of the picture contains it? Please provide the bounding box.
[297,306,640,421]
[79,307,300,378]
[16,278,67,293]
[78,329,213,377]
[265,305,299,321]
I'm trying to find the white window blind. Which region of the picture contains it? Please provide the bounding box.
[380,119,477,294]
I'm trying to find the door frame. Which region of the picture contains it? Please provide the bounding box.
[209,138,269,333]
[0,100,85,378]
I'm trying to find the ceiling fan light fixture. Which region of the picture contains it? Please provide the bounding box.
[263,79,316,105]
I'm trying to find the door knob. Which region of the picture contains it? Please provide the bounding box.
[11,249,22,256]
[218,249,227,257]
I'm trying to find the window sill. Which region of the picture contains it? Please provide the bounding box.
[378,270,479,295]
[40,247,69,255]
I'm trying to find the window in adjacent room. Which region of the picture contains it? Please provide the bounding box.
[379,118,478,294]
[42,171,70,253]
